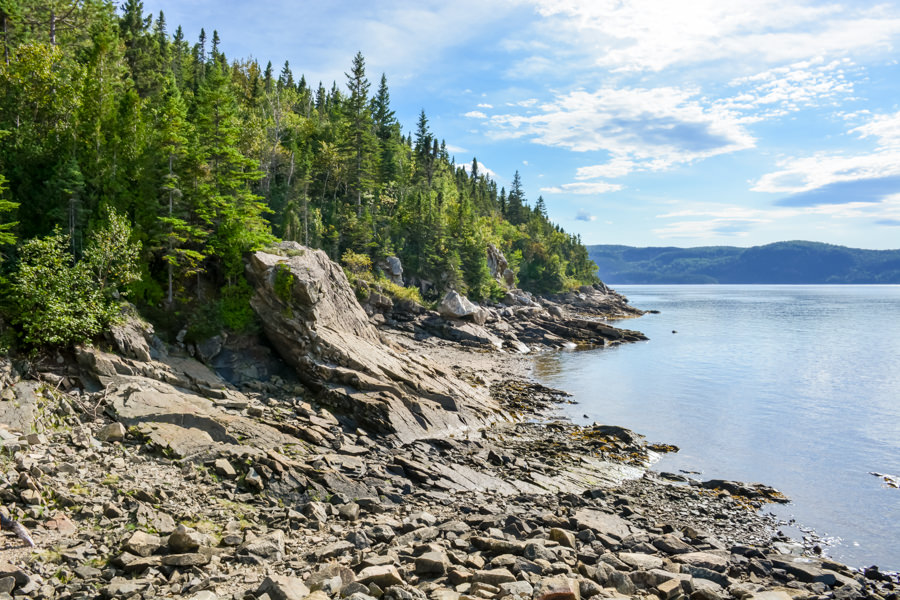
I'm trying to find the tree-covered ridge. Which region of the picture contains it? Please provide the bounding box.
[0,0,597,344]
[588,241,900,284]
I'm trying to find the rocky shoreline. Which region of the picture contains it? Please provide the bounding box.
[0,244,897,600]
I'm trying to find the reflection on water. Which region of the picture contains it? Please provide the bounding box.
[533,285,900,571]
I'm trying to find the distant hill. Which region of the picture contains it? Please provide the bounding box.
[587,241,900,284]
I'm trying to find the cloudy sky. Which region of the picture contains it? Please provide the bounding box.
[145,0,900,249]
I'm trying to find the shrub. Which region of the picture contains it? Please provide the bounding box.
[9,208,141,347]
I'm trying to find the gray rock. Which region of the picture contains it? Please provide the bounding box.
[472,569,516,586]
[238,529,285,560]
[549,528,577,549]
[123,531,162,557]
[161,553,210,567]
[246,243,497,443]
[257,575,311,600]
[653,534,695,555]
[415,551,449,576]
[386,256,404,286]
[97,422,127,442]
[618,552,664,571]
[357,566,404,588]
[168,524,204,553]
[498,581,533,599]
[674,552,729,573]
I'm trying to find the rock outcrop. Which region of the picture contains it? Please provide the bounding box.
[487,243,516,287]
[246,242,498,443]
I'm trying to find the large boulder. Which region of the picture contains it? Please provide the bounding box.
[486,244,515,287]
[246,243,498,443]
[438,291,489,325]
[385,256,404,286]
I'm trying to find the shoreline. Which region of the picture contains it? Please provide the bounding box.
[0,281,897,598]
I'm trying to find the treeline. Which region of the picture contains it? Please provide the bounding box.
[0,0,597,345]
[588,241,900,284]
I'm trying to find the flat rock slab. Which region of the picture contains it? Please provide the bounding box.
[572,509,632,540]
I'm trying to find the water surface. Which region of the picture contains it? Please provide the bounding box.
[534,285,900,570]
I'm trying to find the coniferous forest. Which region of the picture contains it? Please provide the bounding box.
[0,0,598,347]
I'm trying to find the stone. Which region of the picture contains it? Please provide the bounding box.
[572,510,632,541]
[0,577,13,595]
[161,553,211,567]
[416,552,449,576]
[386,256,404,286]
[339,502,361,521]
[238,529,285,559]
[674,552,729,573]
[618,552,664,571]
[97,422,127,442]
[106,312,154,362]
[317,540,355,560]
[438,291,488,326]
[767,557,838,586]
[657,579,683,600]
[357,566,404,588]
[304,501,329,523]
[214,458,237,478]
[653,534,695,555]
[549,528,577,549]
[471,569,516,586]
[257,575,311,600]
[123,531,162,558]
[168,524,204,552]
[746,593,793,600]
[533,577,580,600]
[498,581,533,599]
[246,243,497,443]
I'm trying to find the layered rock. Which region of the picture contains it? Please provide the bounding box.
[246,242,498,443]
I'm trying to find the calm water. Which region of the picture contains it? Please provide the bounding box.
[533,285,900,570]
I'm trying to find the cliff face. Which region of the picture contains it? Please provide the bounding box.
[245,242,498,443]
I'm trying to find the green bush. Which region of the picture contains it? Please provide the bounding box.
[10,208,141,347]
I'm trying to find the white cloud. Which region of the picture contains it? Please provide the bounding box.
[653,196,900,239]
[753,109,900,194]
[540,182,623,195]
[720,58,857,118]
[488,86,754,190]
[575,210,596,222]
[477,103,494,108]
[444,144,468,154]
[525,1,900,74]
[464,110,488,119]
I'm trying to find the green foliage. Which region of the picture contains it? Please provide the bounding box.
[9,208,141,347]
[0,4,599,346]
[272,263,295,304]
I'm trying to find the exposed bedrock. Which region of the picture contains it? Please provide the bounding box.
[245,242,499,443]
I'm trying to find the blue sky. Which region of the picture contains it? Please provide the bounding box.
[144,0,900,249]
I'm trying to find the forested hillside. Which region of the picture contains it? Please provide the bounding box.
[0,0,597,346]
[588,241,900,284]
